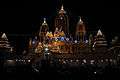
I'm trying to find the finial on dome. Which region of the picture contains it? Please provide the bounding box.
[59,4,66,14]
[43,18,46,23]
[42,18,47,25]
[61,4,64,10]
[78,16,83,24]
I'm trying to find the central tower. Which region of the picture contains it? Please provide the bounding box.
[54,5,69,36]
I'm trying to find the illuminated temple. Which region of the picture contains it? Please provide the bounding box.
[0,33,13,52]
[28,5,120,60]
[0,33,14,59]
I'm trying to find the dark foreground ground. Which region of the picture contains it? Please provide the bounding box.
[0,61,120,80]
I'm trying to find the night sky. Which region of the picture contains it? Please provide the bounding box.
[0,0,119,54]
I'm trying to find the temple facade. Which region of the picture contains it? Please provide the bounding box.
[27,4,120,61]
[28,17,109,55]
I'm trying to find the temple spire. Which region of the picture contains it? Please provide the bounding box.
[1,33,8,41]
[59,4,66,14]
[97,29,103,36]
[42,18,47,26]
[39,18,49,42]
[78,16,83,24]
[43,18,46,23]
[61,4,64,11]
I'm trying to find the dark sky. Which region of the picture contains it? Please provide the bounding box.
[0,0,119,53]
[0,1,119,33]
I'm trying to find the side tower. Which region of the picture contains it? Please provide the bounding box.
[39,18,49,43]
[0,33,14,60]
[76,17,86,42]
[93,29,108,52]
[54,5,69,36]
[0,33,13,52]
